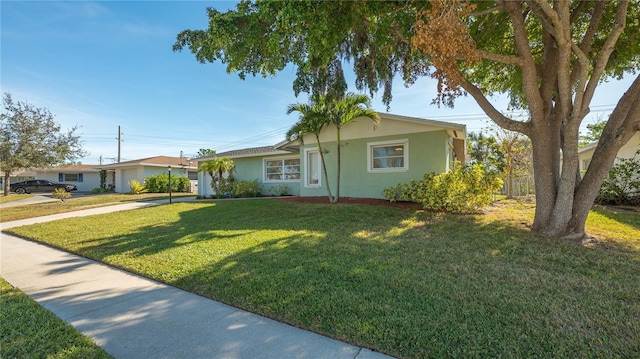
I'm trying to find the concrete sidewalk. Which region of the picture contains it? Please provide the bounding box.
[0,201,393,359]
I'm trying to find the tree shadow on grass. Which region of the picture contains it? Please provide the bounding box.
[10,199,640,358]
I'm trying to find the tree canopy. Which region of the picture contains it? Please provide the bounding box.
[175,1,640,239]
[1,93,86,195]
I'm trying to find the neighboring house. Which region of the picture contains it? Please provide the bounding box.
[0,169,36,189]
[31,164,101,192]
[578,131,640,173]
[98,156,198,193]
[195,113,466,199]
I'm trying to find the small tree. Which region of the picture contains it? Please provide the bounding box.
[51,187,72,202]
[492,127,533,198]
[196,148,216,158]
[326,93,379,202]
[1,93,86,195]
[198,157,234,198]
[466,131,504,173]
[286,98,335,202]
[579,118,607,148]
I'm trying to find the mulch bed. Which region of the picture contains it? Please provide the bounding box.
[276,196,422,209]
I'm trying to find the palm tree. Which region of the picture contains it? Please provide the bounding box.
[198,157,235,198]
[286,100,335,202]
[326,93,379,201]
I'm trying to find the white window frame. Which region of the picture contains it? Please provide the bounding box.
[304,148,321,188]
[263,156,301,183]
[367,139,409,173]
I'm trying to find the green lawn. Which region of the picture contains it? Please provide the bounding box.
[5,199,639,358]
[0,278,113,359]
[0,192,194,222]
[0,193,33,204]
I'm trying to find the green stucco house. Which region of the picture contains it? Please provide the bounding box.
[195,113,467,199]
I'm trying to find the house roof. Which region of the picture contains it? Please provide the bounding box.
[214,146,296,159]
[191,113,466,161]
[380,113,466,132]
[578,141,598,153]
[98,156,197,169]
[31,164,100,173]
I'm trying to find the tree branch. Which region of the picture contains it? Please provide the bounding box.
[582,1,629,111]
[476,50,523,66]
[468,5,500,17]
[500,1,544,121]
[525,0,562,42]
[459,77,532,136]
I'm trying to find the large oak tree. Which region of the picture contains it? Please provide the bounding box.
[174,0,640,239]
[1,93,86,195]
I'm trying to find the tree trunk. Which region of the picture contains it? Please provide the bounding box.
[334,127,342,203]
[527,77,640,240]
[315,136,334,202]
[3,171,10,196]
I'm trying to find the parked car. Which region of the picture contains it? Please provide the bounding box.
[10,180,78,194]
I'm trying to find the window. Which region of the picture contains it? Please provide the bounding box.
[305,149,321,187]
[368,139,409,172]
[60,173,83,182]
[265,158,300,181]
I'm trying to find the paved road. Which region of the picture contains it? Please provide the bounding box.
[0,200,394,359]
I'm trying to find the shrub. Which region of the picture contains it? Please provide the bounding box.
[269,184,290,196]
[144,174,190,193]
[217,175,236,198]
[383,163,503,213]
[91,187,110,194]
[231,179,262,198]
[51,187,71,202]
[596,150,640,205]
[128,180,147,195]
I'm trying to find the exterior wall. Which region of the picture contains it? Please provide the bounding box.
[197,156,301,197]
[617,131,640,160]
[195,115,464,199]
[578,132,640,173]
[235,155,301,196]
[36,171,101,192]
[198,170,212,197]
[116,167,143,193]
[300,130,450,199]
[578,147,596,173]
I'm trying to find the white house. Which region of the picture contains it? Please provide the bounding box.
[579,131,640,172]
[98,156,198,193]
[32,164,101,192]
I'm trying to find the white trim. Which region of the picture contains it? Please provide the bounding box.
[304,148,321,188]
[263,155,301,183]
[367,139,409,173]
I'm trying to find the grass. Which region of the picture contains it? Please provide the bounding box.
[0,192,193,222]
[0,193,33,204]
[4,199,640,358]
[0,278,113,359]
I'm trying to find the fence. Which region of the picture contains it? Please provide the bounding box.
[501,175,535,197]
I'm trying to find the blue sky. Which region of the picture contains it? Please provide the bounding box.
[1,1,633,164]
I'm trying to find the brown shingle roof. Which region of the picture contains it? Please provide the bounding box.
[31,164,100,172]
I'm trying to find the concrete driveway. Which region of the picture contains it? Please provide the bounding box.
[0,192,96,208]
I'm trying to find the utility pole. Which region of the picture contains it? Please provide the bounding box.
[99,155,103,165]
[117,125,122,163]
